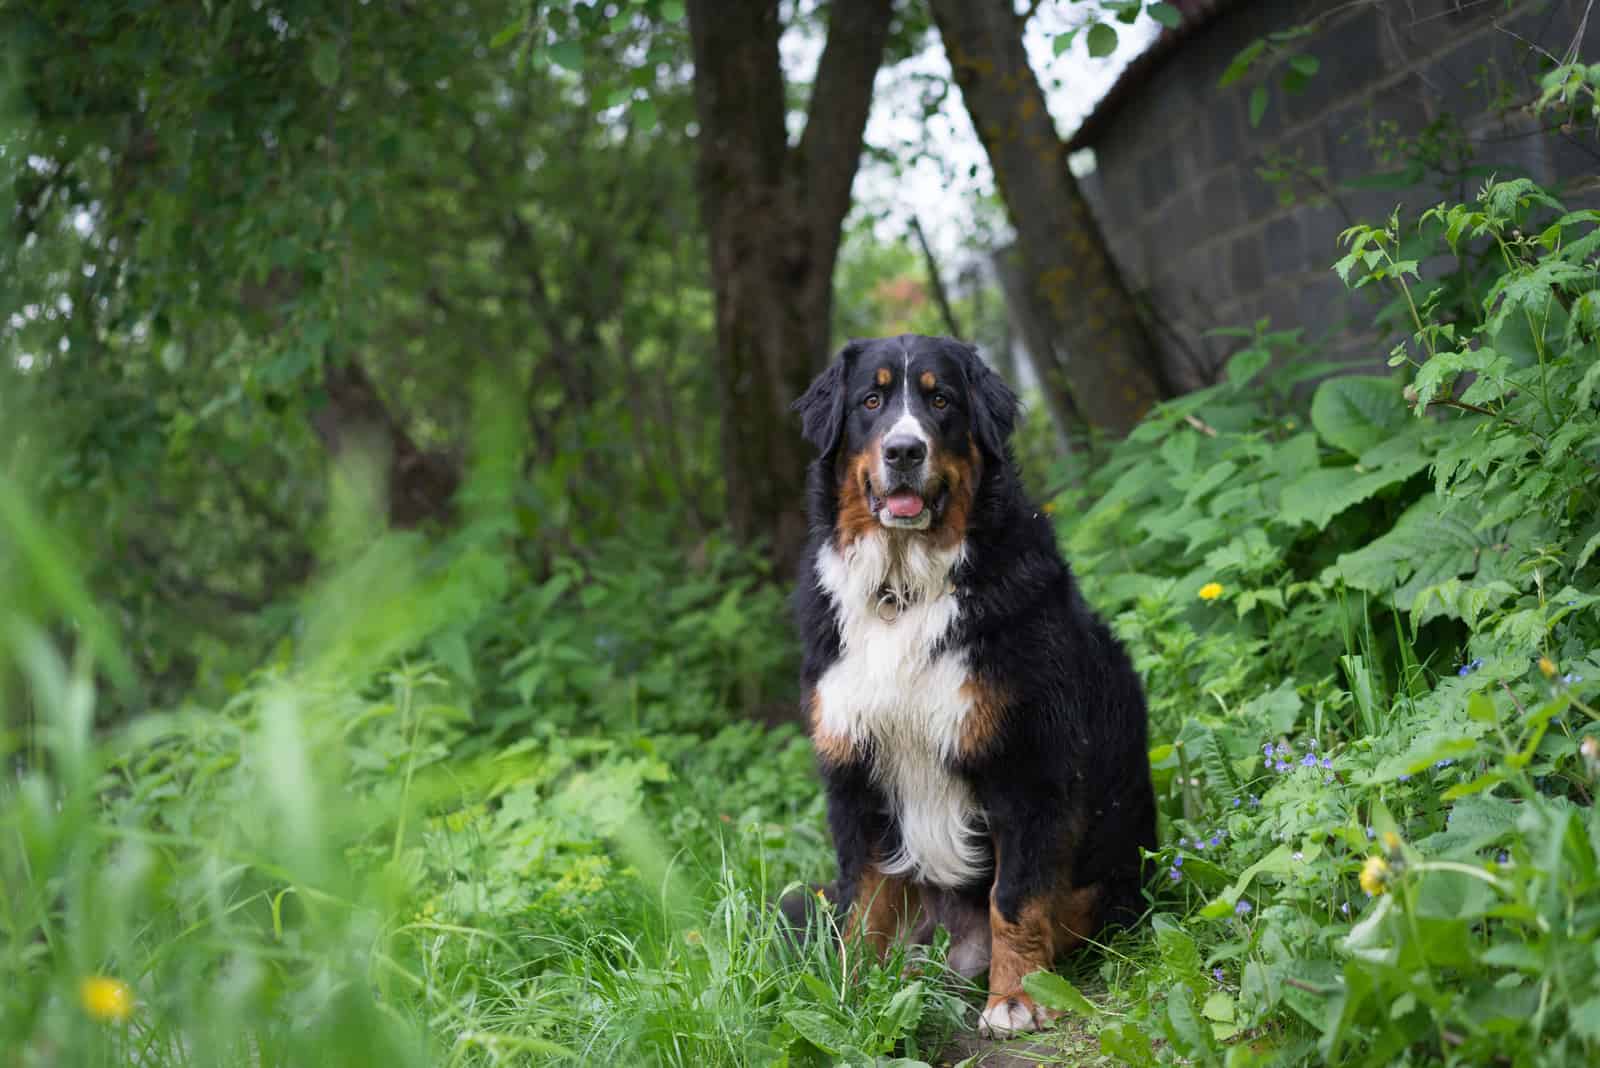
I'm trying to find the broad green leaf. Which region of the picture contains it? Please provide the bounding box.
[549,39,584,71]
[1024,971,1100,1017]
[1310,375,1408,456]
[1148,3,1182,29]
[1249,85,1268,126]
[310,37,340,88]
[1087,23,1118,58]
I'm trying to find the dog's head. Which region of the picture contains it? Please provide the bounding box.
[793,335,1018,544]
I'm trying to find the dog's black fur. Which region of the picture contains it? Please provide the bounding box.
[788,334,1156,1032]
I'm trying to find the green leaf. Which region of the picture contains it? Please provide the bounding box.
[310,37,340,88]
[1289,54,1320,76]
[489,18,523,48]
[1148,3,1182,29]
[1024,971,1100,1017]
[1310,375,1408,456]
[660,0,686,20]
[1278,453,1427,531]
[630,97,658,130]
[549,39,584,71]
[1249,86,1269,127]
[1224,346,1269,386]
[1087,23,1118,58]
[1053,29,1080,56]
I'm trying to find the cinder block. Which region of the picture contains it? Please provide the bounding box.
[1231,230,1268,296]
[1265,214,1304,277]
[1138,149,1179,212]
[1200,166,1245,232]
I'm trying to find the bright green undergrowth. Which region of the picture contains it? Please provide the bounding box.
[6,178,1600,1066]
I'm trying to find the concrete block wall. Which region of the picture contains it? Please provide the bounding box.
[1074,0,1600,393]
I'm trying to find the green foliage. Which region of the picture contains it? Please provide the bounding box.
[1032,178,1600,1064]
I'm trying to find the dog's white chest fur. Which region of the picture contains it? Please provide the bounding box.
[814,533,986,888]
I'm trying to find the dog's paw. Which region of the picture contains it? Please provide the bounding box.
[977,993,1058,1038]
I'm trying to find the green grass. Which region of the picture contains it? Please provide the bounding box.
[6,179,1600,1066]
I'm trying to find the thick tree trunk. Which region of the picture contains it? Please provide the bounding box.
[687,0,893,575]
[931,0,1167,435]
[992,244,1079,451]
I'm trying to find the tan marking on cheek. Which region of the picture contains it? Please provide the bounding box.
[834,450,880,548]
[876,366,892,387]
[919,370,937,391]
[928,439,981,549]
[808,689,853,765]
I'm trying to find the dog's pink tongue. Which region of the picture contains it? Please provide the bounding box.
[885,491,925,518]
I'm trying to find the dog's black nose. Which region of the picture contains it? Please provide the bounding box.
[883,435,927,471]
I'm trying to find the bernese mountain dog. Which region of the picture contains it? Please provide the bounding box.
[789,334,1156,1037]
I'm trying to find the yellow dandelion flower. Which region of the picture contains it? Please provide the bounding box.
[79,976,134,1023]
[1359,855,1391,896]
[1539,656,1557,678]
[1198,582,1224,601]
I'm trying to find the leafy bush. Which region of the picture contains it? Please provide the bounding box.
[1026,178,1600,1065]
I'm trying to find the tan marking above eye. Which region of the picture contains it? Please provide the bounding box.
[876,367,893,387]
[919,371,937,391]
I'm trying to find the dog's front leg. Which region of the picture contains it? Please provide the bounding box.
[978,815,1096,1038]
[824,764,920,957]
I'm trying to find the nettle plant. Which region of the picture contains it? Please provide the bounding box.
[1040,179,1600,1064]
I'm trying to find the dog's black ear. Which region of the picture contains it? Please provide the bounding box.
[792,341,860,457]
[963,343,1019,458]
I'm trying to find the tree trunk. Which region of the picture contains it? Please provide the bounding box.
[931,0,1167,435]
[312,358,460,528]
[992,244,1078,454]
[686,0,894,575]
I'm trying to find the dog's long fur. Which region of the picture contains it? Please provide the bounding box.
[790,335,1156,1036]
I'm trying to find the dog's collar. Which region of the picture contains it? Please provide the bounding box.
[873,575,958,623]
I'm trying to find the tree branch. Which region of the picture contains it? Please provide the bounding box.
[792,0,895,274]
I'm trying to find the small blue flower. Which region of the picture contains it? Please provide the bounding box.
[1249,795,1260,808]
[1179,837,1189,847]
[1563,673,1583,684]
[1209,833,1222,846]
[1398,774,1411,782]
[1435,759,1453,769]
[1263,756,1273,768]
[1365,826,1375,839]
[1301,753,1317,767]
[1320,757,1333,769]
[1340,901,1351,915]
[1263,743,1274,758]
[1173,856,1184,867]
[1235,899,1252,916]
[1324,773,1336,784]
[1195,838,1206,850]
[1232,797,1242,808]
[1497,852,1509,864]
[1213,967,1225,983]
[1274,761,1289,773]
[1276,741,1290,756]
[1168,868,1181,882]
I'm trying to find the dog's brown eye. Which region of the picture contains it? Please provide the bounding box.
[864,394,882,410]
[931,393,949,410]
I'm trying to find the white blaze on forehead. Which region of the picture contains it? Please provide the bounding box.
[880,345,931,497]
